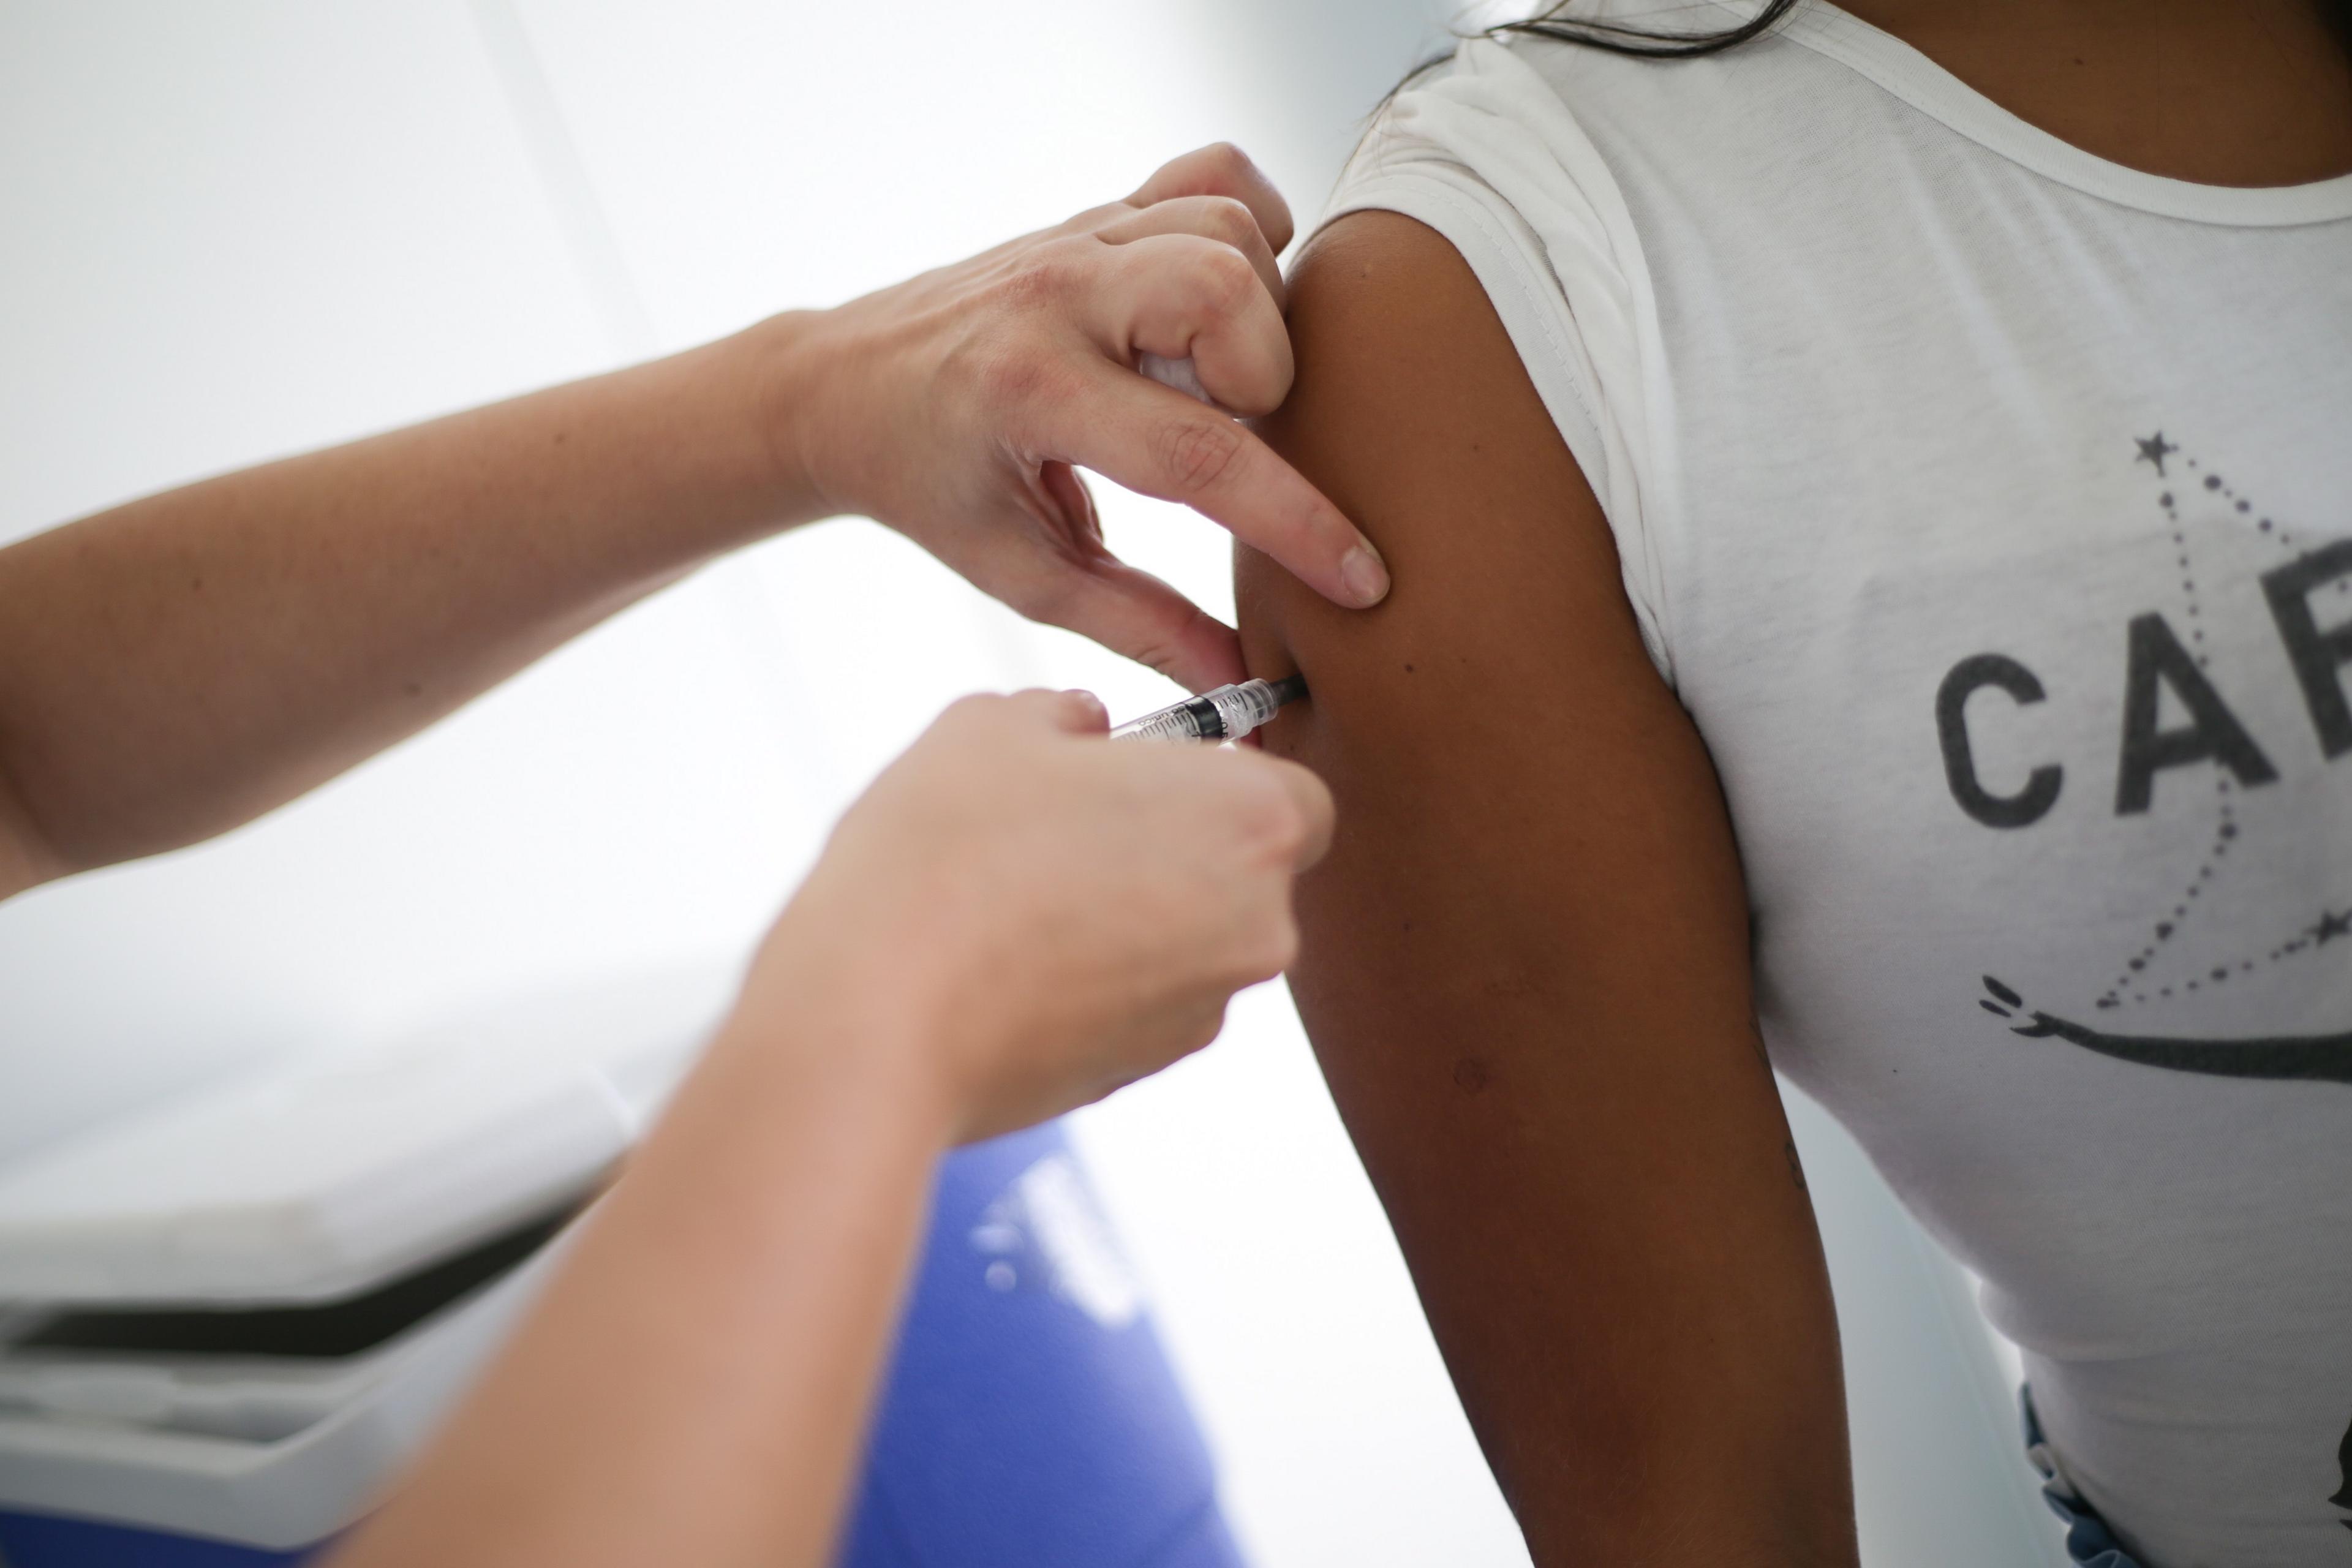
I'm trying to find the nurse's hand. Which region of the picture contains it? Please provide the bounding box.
[330,692,1330,1568]
[735,688,1333,1142]
[772,144,1389,693]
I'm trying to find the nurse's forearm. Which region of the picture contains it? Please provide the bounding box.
[325,687,1334,1568]
[0,317,823,888]
[329,967,956,1568]
[0,144,1378,901]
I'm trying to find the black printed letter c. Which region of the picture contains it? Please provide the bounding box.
[1937,654,2064,829]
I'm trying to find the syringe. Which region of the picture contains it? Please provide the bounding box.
[1111,676,1307,745]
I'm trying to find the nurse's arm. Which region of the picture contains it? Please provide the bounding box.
[325,691,1333,1568]
[0,145,1381,902]
[1236,210,1858,1565]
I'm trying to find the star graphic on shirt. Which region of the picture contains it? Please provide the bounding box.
[2135,431,2177,476]
[2312,908,2352,947]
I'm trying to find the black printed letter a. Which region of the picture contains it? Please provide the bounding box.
[2115,613,2277,814]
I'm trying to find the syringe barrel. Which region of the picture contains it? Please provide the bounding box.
[1109,699,1218,744]
[1109,680,1292,745]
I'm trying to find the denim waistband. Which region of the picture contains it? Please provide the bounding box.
[2022,1386,2146,1568]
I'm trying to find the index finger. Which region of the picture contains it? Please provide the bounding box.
[1124,144,1294,255]
[1044,366,1390,611]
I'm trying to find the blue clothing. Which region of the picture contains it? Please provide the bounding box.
[2026,1388,2145,1568]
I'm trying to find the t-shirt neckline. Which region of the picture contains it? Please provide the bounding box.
[1709,0,2352,227]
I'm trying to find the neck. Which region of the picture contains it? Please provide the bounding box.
[1833,0,2352,185]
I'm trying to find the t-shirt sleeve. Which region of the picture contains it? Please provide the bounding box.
[1320,38,1677,683]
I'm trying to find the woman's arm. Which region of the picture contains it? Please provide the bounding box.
[0,145,1385,897]
[326,690,1334,1568]
[1237,212,1857,1564]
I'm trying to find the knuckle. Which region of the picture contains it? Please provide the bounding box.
[940,692,1002,728]
[1193,246,1261,316]
[1260,796,1312,860]
[921,696,1000,755]
[1197,141,1252,186]
[1300,775,1335,834]
[1224,771,1308,856]
[1153,416,1246,496]
[1198,195,1259,249]
[1218,344,1292,418]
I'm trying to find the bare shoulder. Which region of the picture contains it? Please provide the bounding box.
[1235,209,1854,1562]
[1241,208,1639,639]
[1238,206,1740,970]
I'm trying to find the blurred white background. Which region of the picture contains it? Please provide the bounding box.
[0,3,2057,1563]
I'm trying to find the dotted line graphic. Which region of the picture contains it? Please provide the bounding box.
[2152,429,2347,594]
[2097,769,2234,1010]
[2136,430,2322,563]
[2263,906,2352,962]
[2097,449,2231,1009]
[2106,900,2352,1009]
[2098,434,2348,1010]
[2159,484,2213,666]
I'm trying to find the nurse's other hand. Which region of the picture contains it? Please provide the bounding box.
[776,144,1389,693]
[738,689,1333,1143]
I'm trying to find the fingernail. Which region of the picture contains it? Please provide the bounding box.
[1338,543,1390,607]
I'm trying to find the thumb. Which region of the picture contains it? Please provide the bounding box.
[1001,687,1112,737]
[1250,753,1336,871]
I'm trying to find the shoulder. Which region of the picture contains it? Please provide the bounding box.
[1280,208,1548,435]
[1252,208,1610,631]
[1240,208,1684,793]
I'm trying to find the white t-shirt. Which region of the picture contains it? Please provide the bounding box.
[1324,5,2352,1563]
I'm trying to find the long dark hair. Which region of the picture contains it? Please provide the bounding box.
[1490,0,1801,59]
[1490,0,2352,62]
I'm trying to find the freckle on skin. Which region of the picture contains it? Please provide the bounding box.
[1403,662,1416,674]
[1452,1057,1490,1095]
[404,682,423,699]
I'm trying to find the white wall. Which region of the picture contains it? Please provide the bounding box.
[0,4,2056,1564]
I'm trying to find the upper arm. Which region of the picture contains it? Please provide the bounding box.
[1238,211,1855,1562]
[0,741,61,902]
